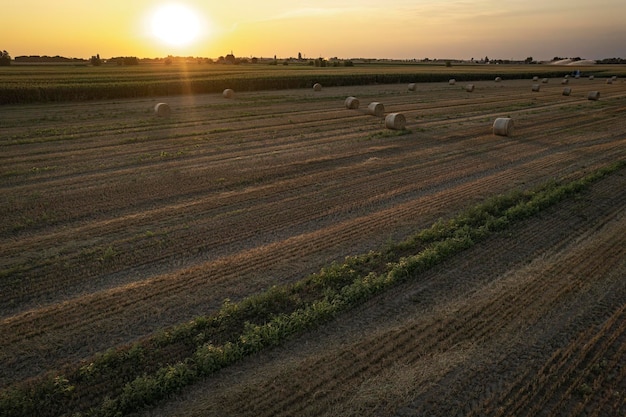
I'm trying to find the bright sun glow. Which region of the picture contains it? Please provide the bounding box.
[150,3,202,47]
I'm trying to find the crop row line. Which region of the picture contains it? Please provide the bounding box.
[1,160,622,417]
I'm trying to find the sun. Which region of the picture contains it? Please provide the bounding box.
[150,3,202,47]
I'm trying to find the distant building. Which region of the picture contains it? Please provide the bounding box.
[224,53,236,64]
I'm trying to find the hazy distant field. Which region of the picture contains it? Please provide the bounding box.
[1,68,625,416]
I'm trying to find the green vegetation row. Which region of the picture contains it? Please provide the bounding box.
[0,63,587,104]
[1,161,623,417]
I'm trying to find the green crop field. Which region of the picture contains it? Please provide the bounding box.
[2,62,624,104]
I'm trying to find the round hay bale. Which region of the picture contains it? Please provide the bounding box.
[344,96,360,109]
[154,102,171,117]
[495,76,502,82]
[541,78,549,84]
[449,79,456,85]
[532,76,539,81]
[562,87,572,96]
[564,74,569,79]
[313,83,322,92]
[465,84,474,92]
[492,117,514,137]
[588,75,594,80]
[367,102,385,117]
[561,78,569,85]
[532,84,541,92]
[408,83,417,91]
[222,88,234,98]
[606,79,613,84]
[611,75,617,80]
[587,91,600,101]
[385,113,406,130]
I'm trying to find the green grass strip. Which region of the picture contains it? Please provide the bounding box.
[1,161,623,417]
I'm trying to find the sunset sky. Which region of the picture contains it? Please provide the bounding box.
[4,0,625,61]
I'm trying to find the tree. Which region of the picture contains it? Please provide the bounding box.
[0,50,11,66]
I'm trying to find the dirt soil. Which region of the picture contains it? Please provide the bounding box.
[142,171,625,417]
[1,77,625,416]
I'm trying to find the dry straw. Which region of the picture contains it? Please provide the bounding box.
[587,91,600,101]
[562,87,572,96]
[313,83,322,91]
[408,83,417,91]
[367,102,385,117]
[532,84,541,92]
[223,88,235,98]
[465,84,475,92]
[449,79,456,85]
[154,103,171,117]
[493,117,514,137]
[385,113,406,130]
[345,96,360,109]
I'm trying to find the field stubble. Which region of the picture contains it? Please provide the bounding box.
[1,76,625,415]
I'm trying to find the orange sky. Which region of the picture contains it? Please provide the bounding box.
[3,1,625,60]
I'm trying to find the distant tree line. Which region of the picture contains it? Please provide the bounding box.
[14,55,86,63]
[596,57,626,64]
[0,50,11,65]
[110,56,139,65]
[11,54,139,66]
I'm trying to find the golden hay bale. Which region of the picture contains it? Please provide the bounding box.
[587,91,600,101]
[154,102,171,117]
[532,76,539,81]
[367,102,385,117]
[223,88,234,98]
[532,84,541,92]
[562,87,572,96]
[465,84,474,92]
[449,79,456,85]
[408,83,417,91]
[495,76,502,82]
[385,113,406,130]
[344,96,360,109]
[541,78,549,84]
[492,117,514,137]
[313,83,322,91]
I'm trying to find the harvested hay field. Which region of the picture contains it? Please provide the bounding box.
[1,76,625,417]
